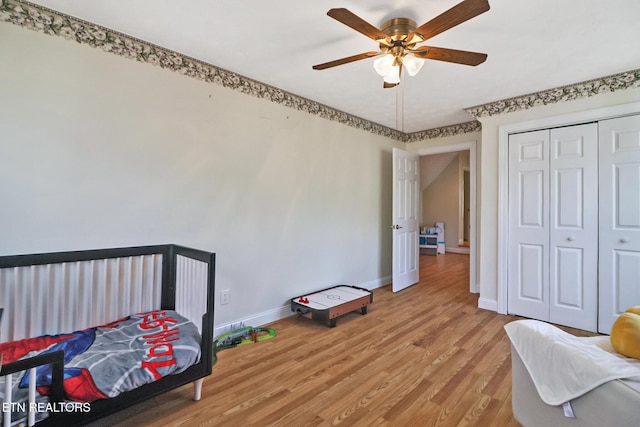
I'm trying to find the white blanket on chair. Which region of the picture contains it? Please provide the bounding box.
[504,319,640,405]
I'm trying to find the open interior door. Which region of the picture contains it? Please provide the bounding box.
[392,148,420,292]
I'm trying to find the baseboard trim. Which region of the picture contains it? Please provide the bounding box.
[446,246,470,254]
[215,305,291,337]
[361,275,392,290]
[478,297,498,312]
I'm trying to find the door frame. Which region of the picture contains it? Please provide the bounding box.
[460,167,470,245]
[497,101,640,314]
[409,141,478,294]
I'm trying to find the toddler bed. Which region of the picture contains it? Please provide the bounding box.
[0,244,216,426]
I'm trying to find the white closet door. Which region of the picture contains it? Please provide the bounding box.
[599,114,640,334]
[508,130,550,321]
[549,124,598,331]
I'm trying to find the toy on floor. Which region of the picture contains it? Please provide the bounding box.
[212,324,276,365]
[291,285,373,328]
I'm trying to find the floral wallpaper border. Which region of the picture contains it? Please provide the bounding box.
[404,120,482,143]
[2,0,639,143]
[465,69,640,119]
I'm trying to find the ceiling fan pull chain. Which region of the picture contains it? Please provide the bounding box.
[396,84,400,131]
[402,82,405,133]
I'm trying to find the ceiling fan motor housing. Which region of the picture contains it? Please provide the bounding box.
[379,18,420,54]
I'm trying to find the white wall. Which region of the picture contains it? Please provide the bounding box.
[0,23,402,329]
[419,152,458,191]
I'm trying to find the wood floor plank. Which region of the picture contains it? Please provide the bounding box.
[87,253,597,427]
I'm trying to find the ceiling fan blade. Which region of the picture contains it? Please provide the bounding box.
[312,51,381,70]
[411,46,487,66]
[327,8,392,45]
[407,0,490,43]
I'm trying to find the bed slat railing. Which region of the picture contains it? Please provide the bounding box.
[0,255,163,343]
[1,350,65,427]
[2,371,10,427]
[175,254,209,336]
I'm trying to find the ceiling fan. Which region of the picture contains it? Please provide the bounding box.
[312,0,490,88]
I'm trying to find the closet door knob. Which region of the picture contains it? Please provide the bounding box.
[620,238,630,243]
[566,236,575,242]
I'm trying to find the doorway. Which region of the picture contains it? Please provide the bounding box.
[420,151,470,254]
[410,141,477,294]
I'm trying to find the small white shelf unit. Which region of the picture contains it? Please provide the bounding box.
[420,222,445,256]
[419,234,438,256]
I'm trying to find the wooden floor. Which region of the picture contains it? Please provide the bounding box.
[91,253,588,427]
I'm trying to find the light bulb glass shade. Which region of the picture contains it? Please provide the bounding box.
[373,54,395,77]
[403,54,425,76]
[382,65,400,84]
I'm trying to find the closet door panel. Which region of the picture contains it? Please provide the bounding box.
[549,124,598,332]
[508,130,550,321]
[616,164,640,226]
[554,247,583,305]
[519,243,545,300]
[599,114,640,334]
[615,251,640,302]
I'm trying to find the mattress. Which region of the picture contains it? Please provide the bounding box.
[0,309,201,425]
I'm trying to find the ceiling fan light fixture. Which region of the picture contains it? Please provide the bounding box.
[374,53,400,84]
[403,54,425,76]
[373,53,395,77]
[382,64,400,84]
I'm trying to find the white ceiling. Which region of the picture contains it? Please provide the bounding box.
[26,0,640,133]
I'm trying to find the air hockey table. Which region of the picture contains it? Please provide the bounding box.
[291,285,373,327]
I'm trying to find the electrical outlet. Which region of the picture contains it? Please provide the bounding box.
[220,289,230,305]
